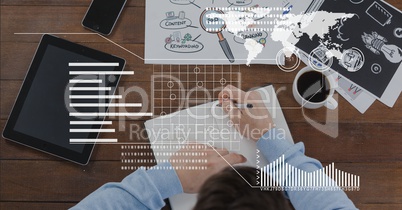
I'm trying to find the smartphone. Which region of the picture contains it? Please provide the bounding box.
[82,0,127,36]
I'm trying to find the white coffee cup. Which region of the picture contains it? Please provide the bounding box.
[292,66,338,110]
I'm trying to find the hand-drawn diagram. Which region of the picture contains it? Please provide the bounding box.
[227,0,253,7]
[146,0,310,64]
[160,11,197,30]
[361,31,402,63]
[234,31,268,46]
[366,1,392,26]
[170,0,200,8]
[164,31,204,53]
[200,9,235,63]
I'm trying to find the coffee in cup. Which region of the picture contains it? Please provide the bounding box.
[293,67,338,110]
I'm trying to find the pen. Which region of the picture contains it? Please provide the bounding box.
[217,102,253,109]
[235,103,254,109]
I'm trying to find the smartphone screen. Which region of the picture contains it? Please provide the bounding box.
[82,0,127,35]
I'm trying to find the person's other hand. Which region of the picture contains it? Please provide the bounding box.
[218,85,275,141]
[169,144,246,193]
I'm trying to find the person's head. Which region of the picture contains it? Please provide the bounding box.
[193,166,292,210]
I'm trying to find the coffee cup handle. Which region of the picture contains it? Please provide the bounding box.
[325,97,338,110]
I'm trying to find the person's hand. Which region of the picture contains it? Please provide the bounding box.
[218,85,275,142]
[169,144,246,193]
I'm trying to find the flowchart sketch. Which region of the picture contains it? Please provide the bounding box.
[145,0,312,65]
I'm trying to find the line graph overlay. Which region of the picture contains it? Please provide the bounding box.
[210,148,361,192]
[258,155,360,191]
[150,64,242,151]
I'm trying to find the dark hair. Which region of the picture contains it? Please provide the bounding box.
[193,166,292,210]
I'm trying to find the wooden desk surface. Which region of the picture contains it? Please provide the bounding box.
[1,1,401,209]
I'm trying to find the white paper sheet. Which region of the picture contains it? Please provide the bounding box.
[145,85,293,210]
[291,0,402,108]
[145,0,312,65]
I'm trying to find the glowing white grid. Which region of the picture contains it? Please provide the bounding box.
[151,64,242,151]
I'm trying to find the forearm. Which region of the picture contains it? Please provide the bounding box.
[257,128,357,210]
[70,162,183,210]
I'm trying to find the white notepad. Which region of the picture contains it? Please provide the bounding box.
[145,85,294,210]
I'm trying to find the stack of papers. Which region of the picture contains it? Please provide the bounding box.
[291,0,402,112]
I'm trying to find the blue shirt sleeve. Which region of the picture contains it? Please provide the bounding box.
[70,162,183,210]
[257,128,358,210]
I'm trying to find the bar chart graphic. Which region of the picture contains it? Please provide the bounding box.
[67,62,152,144]
[259,155,360,191]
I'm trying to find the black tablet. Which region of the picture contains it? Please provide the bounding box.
[3,34,126,165]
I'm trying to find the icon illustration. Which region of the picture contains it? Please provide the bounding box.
[308,45,334,71]
[366,1,392,26]
[340,48,365,72]
[394,28,402,38]
[362,31,402,63]
[200,9,235,63]
[371,63,382,74]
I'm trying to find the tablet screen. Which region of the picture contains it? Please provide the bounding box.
[3,34,125,164]
[14,45,101,153]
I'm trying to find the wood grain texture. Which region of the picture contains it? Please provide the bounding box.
[0,0,145,7]
[0,202,76,210]
[1,0,401,209]
[0,6,145,43]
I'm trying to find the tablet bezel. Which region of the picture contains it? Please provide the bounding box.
[2,34,126,165]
